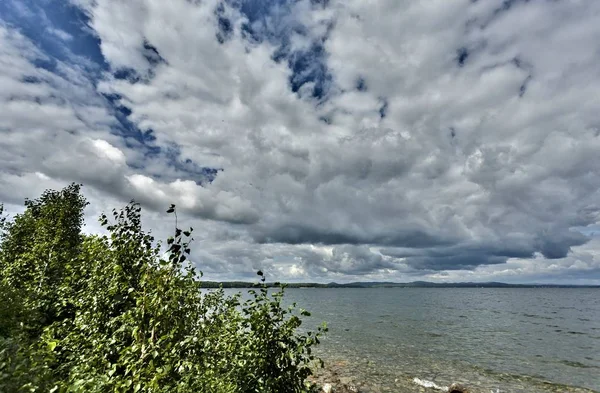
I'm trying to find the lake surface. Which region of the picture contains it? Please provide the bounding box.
[230,288,600,392]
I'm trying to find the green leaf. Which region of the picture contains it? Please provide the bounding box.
[47,340,58,351]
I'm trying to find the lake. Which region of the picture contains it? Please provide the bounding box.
[229,288,600,392]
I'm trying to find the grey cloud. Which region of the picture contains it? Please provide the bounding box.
[254,223,451,249]
[378,230,590,272]
[309,245,397,275]
[264,244,403,277]
[407,255,507,272]
[534,230,589,260]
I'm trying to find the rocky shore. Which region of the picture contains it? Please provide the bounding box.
[308,359,473,393]
[307,357,597,393]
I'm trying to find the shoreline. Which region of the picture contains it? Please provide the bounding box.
[308,358,462,393]
[307,357,599,393]
[308,360,474,393]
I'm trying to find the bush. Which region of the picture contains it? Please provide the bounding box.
[0,185,326,393]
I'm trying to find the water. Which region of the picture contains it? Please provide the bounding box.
[229,288,600,392]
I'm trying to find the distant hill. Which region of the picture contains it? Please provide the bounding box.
[200,281,600,289]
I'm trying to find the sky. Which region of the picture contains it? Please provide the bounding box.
[1,0,600,284]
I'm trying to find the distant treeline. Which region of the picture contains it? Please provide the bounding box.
[201,281,600,289]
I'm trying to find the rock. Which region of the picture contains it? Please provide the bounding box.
[447,382,469,393]
[337,379,357,392]
[322,383,334,393]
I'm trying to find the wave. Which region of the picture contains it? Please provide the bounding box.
[412,377,447,391]
[413,377,503,393]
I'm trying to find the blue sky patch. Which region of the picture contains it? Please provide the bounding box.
[229,0,333,99]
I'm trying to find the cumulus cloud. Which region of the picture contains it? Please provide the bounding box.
[1,0,600,283]
[0,12,257,224]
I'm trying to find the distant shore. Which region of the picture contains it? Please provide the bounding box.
[201,281,600,289]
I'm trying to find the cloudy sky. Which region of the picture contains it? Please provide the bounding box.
[1,0,600,284]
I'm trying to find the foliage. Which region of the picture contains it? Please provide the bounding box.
[0,185,326,393]
[0,184,88,338]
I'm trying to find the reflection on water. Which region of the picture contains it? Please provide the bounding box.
[225,288,600,392]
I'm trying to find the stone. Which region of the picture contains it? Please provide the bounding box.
[322,383,334,393]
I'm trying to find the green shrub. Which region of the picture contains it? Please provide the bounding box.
[0,185,326,393]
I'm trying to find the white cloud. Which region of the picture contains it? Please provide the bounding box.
[92,139,126,164]
[2,0,600,283]
[125,174,258,223]
[47,27,73,41]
